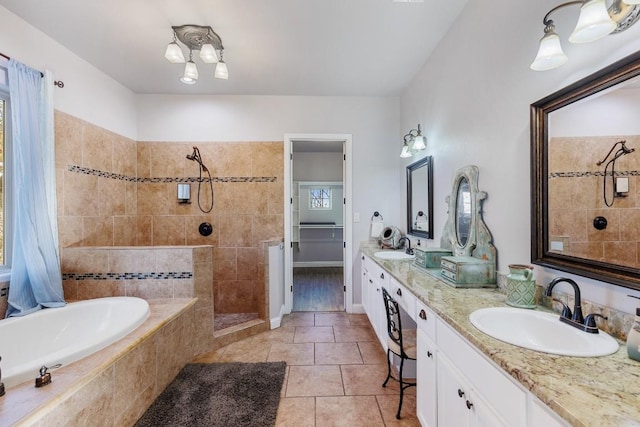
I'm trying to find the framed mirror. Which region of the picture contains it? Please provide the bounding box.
[455,177,471,247]
[531,50,640,291]
[407,156,433,239]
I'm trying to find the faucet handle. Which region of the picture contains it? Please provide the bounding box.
[552,298,572,319]
[584,313,608,334]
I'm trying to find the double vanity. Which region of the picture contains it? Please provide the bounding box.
[361,246,640,426]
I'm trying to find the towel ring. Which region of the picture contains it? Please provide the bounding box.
[371,211,384,221]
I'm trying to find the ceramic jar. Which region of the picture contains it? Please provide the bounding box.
[505,264,536,309]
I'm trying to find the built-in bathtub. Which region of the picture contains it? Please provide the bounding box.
[2,297,150,389]
[0,298,197,426]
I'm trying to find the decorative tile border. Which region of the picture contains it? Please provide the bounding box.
[62,271,193,281]
[549,170,640,178]
[68,165,277,183]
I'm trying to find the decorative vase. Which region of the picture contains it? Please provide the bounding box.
[505,264,537,309]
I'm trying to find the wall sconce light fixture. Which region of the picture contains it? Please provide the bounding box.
[531,0,640,71]
[177,183,191,204]
[400,124,427,158]
[164,25,228,84]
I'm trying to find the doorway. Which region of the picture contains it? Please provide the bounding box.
[284,134,353,314]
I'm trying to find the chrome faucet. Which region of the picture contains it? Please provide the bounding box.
[545,277,584,324]
[399,236,413,255]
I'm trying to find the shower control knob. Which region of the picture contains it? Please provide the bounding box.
[199,222,213,236]
[593,216,607,230]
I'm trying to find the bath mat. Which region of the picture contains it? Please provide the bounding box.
[135,362,286,427]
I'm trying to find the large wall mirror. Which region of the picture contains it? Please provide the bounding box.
[407,156,433,239]
[531,50,640,291]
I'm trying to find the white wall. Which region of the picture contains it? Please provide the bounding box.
[400,0,640,314]
[0,6,137,139]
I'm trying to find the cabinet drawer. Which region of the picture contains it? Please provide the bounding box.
[389,277,416,320]
[437,319,526,427]
[416,299,436,340]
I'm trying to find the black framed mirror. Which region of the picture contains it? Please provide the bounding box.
[406,156,433,239]
[531,50,640,291]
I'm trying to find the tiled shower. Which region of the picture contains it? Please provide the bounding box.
[54,110,284,331]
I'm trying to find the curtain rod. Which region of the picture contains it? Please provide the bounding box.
[0,52,64,88]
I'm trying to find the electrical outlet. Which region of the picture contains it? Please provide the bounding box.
[354,212,360,223]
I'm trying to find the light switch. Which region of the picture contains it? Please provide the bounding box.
[354,212,360,223]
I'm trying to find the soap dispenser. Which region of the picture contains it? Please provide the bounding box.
[627,295,640,362]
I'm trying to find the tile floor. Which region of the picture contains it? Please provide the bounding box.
[192,312,420,427]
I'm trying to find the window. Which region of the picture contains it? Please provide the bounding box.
[0,95,6,266]
[0,59,10,269]
[309,187,331,210]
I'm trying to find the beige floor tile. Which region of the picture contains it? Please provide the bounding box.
[216,337,270,362]
[275,397,315,427]
[252,326,296,345]
[286,365,344,397]
[268,343,315,365]
[294,326,335,343]
[348,313,371,326]
[282,312,315,327]
[316,396,384,427]
[341,364,400,396]
[314,312,350,326]
[376,394,420,426]
[315,342,363,365]
[334,325,376,342]
[357,341,388,365]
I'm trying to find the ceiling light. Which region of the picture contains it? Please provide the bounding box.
[531,0,640,71]
[164,24,227,84]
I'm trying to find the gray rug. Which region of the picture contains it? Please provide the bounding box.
[135,362,286,427]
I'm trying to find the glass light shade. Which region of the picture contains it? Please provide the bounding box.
[199,44,218,63]
[569,0,617,43]
[412,135,426,150]
[400,144,413,158]
[530,30,568,71]
[164,42,185,63]
[215,61,229,79]
[180,60,198,84]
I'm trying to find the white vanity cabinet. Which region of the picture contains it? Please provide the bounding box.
[362,255,388,350]
[416,300,437,427]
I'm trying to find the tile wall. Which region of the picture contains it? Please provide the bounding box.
[54,111,284,319]
[549,135,640,268]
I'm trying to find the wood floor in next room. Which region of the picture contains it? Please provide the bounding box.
[193,312,420,427]
[293,267,345,312]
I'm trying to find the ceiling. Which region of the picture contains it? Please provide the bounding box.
[0,0,467,96]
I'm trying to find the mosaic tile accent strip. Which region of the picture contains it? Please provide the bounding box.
[62,271,193,281]
[549,170,640,178]
[68,165,277,183]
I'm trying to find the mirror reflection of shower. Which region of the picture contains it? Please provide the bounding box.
[597,140,635,207]
[186,146,214,213]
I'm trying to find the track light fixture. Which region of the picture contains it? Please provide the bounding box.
[164,24,228,84]
[531,0,640,71]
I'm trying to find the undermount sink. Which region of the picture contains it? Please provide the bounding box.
[374,251,415,260]
[469,307,619,357]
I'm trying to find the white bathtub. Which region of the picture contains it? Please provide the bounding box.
[1,297,150,388]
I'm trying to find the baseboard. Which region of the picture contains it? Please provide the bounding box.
[270,304,286,329]
[293,261,344,268]
[350,303,365,314]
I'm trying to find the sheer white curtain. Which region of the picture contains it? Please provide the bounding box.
[6,59,64,317]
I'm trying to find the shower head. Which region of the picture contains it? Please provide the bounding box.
[186,146,209,172]
[621,142,635,154]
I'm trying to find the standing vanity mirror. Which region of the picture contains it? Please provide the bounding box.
[531,51,640,291]
[406,156,433,239]
[439,165,497,287]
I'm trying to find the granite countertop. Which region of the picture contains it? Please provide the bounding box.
[360,246,640,427]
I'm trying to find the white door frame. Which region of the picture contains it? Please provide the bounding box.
[284,133,353,313]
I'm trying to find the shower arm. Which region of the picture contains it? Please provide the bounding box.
[596,140,633,166]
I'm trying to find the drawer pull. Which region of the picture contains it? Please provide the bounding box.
[362,255,365,260]
[380,273,385,279]
[466,400,473,410]
[427,351,433,358]
[369,279,373,284]
[396,288,402,297]
[457,389,465,398]
[419,309,427,320]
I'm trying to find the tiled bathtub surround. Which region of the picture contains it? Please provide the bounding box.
[548,135,640,268]
[62,245,213,355]
[55,110,284,319]
[0,299,197,426]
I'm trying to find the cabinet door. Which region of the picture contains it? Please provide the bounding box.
[370,268,389,350]
[417,329,437,427]
[437,354,473,427]
[361,256,369,315]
